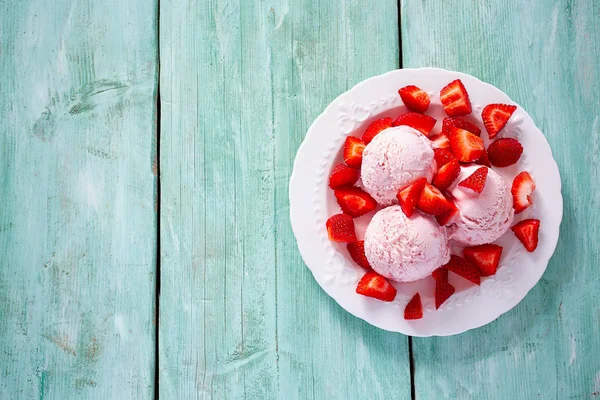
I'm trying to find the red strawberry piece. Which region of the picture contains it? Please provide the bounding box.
[433,159,460,190]
[512,171,536,213]
[434,148,456,167]
[436,199,458,226]
[482,104,517,139]
[347,241,372,270]
[463,244,503,276]
[442,117,481,137]
[476,148,492,167]
[440,79,472,117]
[487,138,523,167]
[418,183,452,216]
[431,267,449,282]
[404,293,423,320]
[392,112,437,136]
[329,163,359,189]
[326,214,357,243]
[356,271,397,302]
[343,136,366,168]
[449,127,484,163]
[396,178,427,218]
[429,133,450,149]
[458,166,489,193]
[511,219,540,252]
[435,281,456,309]
[398,85,430,113]
[334,187,377,218]
[443,255,481,285]
[362,117,393,144]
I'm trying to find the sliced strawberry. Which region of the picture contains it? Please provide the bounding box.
[476,148,492,167]
[458,167,488,193]
[463,244,503,276]
[398,85,430,113]
[362,117,393,144]
[429,133,450,149]
[396,178,427,218]
[356,271,397,302]
[511,219,540,252]
[488,138,523,167]
[443,255,481,285]
[436,199,458,226]
[334,187,377,218]
[431,267,449,282]
[347,241,372,270]
[482,104,517,139]
[392,112,437,136]
[512,171,536,213]
[440,79,472,117]
[404,293,423,320]
[433,159,460,190]
[326,214,357,242]
[434,148,456,167]
[418,183,452,216]
[442,117,481,137]
[329,163,359,189]
[448,127,484,163]
[343,136,366,168]
[435,281,456,309]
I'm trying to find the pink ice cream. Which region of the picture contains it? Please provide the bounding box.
[364,206,451,282]
[361,126,436,205]
[448,165,514,245]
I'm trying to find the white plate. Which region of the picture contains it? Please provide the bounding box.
[289,68,562,336]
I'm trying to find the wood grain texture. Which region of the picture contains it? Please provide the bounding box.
[159,0,411,398]
[402,0,600,398]
[0,1,158,398]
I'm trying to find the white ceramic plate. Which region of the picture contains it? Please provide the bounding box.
[289,68,562,336]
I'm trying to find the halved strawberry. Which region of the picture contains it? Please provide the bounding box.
[362,117,393,144]
[334,187,377,218]
[443,255,481,285]
[463,244,503,276]
[432,267,448,282]
[436,199,458,226]
[418,184,452,216]
[482,104,517,139]
[433,159,460,190]
[347,241,372,270]
[442,117,481,137]
[449,127,484,163]
[488,138,523,167]
[429,133,450,149]
[458,166,488,193]
[343,136,366,168]
[398,85,430,113]
[326,214,357,242]
[511,219,540,252]
[392,112,437,136]
[404,293,423,320]
[329,163,359,189]
[440,79,472,117]
[435,281,455,309]
[396,178,427,218]
[512,171,536,213]
[434,148,456,167]
[476,148,492,167]
[356,271,397,302]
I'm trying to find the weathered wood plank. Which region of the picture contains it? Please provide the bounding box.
[402,0,600,398]
[0,1,158,398]
[159,0,411,398]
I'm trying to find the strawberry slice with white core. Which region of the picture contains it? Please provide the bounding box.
[448,126,484,163]
[429,133,450,149]
[482,104,517,139]
[356,271,397,302]
[398,85,430,113]
[417,183,452,216]
[511,171,536,213]
[440,79,472,117]
[396,178,427,218]
[511,219,540,252]
[334,187,377,218]
[433,159,460,190]
[343,136,366,168]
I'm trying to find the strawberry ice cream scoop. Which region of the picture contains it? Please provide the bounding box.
[364,205,451,282]
[361,126,436,205]
[448,165,514,245]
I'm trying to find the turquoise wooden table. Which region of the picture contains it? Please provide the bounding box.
[1,0,599,399]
